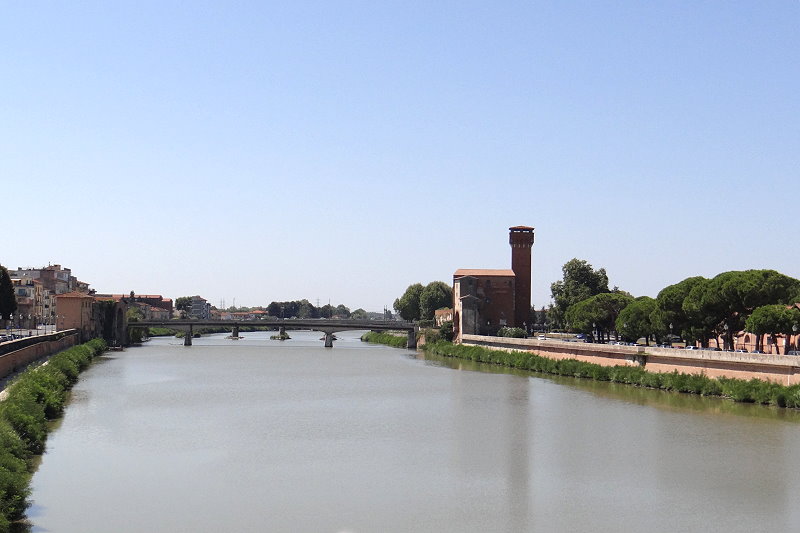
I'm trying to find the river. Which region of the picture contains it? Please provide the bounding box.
[23,330,800,532]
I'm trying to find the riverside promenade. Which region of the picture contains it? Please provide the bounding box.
[461,334,800,386]
[0,330,80,387]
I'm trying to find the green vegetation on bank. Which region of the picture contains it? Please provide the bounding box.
[361,331,408,348]
[147,327,179,337]
[423,341,800,408]
[0,338,107,531]
[497,326,526,338]
[144,325,275,339]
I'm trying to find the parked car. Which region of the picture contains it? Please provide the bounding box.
[537,335,546,340]
[733,349,748,353]
[788,351,800,356]
[685,346,700,350]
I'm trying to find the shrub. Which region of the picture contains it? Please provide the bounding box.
[361,331,408,348]
[439,321,454,342]
[497,327,526,338]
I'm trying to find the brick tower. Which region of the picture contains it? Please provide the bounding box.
[509,226,535,328]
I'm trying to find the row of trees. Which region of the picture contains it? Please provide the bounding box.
[174,296,375,320]
[265,300,367,320]
[393,281,452,322]
[551,258,800,350]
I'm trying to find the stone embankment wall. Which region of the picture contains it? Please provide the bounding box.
[461,334,800,386]
[0,331,80,378]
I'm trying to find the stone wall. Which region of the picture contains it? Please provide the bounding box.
[461,334,800,386]
[0,331,80,378]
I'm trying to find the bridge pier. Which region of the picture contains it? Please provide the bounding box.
[407,329,417,350]
[184,325,193,346]
[129,319,417,350]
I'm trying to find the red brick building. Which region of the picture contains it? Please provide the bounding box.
[453,226,534,339]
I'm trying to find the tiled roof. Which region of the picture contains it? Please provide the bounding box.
[454,269,515,277]
[56,292,94,299]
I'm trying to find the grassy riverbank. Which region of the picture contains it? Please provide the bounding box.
[160,325,276,338]
[360,331,408,348]
[423,341,800,408]
[147,327,179,337]
[0,338,107,531]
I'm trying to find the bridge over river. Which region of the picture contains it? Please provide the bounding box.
[128,319,418,348]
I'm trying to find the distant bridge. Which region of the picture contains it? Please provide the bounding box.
[128,318,418,348]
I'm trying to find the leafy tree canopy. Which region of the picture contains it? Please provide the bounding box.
[745,305,799,336]
[175,296,192,312]
[683,270,800,349]
[419,281,452,321]
[0,266,17,321]
[654,276,707,339]
[550,258,610,328]
[565,292,633,341]
[616,296,663,345]
[350,308,368,320]
[393,283,424,321]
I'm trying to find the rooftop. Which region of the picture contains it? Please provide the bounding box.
[56,291,94,299]
[454,269,516,278]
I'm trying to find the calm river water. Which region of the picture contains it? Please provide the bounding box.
[24,330,800,532]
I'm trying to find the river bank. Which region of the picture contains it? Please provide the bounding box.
[422,340,800,408]
[0,338,107,531]
[360,331,408,348]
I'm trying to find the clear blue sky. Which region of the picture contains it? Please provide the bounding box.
[3,1,798,312]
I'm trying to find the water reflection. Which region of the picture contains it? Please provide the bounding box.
[418,350,800,422]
